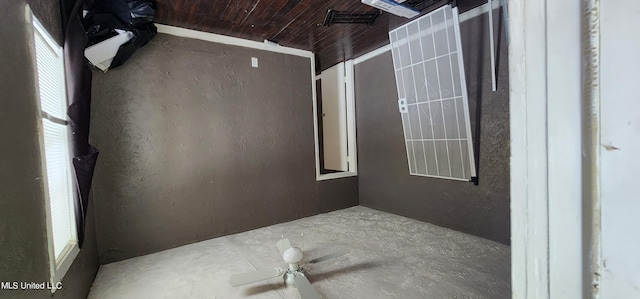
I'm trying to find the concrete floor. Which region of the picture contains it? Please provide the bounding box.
[87,206,510,299]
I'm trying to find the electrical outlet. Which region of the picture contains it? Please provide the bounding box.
[251,57,258,68]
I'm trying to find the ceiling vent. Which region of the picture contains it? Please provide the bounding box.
[322,9,381,26]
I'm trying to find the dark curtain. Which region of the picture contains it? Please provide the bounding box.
[61,0,99,248]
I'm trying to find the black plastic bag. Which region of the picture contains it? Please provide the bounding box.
[128,0,156,25]
[84,13,127,47]
[109,23,157,69]
[92,0,156,26]
[84,0,157,70]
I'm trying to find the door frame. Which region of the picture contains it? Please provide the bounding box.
[508,0,601,298]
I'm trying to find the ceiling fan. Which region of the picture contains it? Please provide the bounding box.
[228,237,349,299]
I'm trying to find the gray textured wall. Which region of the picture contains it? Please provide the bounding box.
[90,34,358,263]
[0,1,99,298]
[355,12,510,244]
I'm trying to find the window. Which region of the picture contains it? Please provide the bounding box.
[313,60,358,180]
[31,11,79,290]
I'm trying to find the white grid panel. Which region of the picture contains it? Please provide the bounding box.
[389,5,476,181]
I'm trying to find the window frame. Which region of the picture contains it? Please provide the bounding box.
[28,7,80,292]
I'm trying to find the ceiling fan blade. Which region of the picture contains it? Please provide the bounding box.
[306,248,350,264]
[276,238,292,256]
[294,275,322,299]
[229,268,284,287]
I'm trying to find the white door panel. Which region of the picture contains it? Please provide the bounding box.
[319,63,348,171]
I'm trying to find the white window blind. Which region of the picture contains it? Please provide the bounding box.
[33,15,78,272]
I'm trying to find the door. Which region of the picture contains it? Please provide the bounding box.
[319,62,348,171]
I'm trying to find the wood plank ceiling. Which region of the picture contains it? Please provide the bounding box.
[154,0,486,72]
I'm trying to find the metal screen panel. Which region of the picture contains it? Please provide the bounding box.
[389,5,476,181]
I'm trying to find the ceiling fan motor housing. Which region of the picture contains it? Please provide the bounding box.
[284,269,308,287]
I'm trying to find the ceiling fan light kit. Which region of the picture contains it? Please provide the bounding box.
[229,237,348,299]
